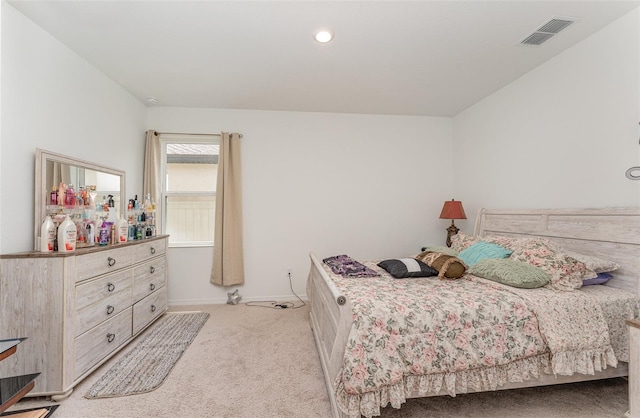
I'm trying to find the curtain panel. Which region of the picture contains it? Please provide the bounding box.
[143,130,163,233]
[211,132,245,286]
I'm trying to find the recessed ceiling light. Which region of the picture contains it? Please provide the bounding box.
[146,96,158,105]
[314,30,333,43]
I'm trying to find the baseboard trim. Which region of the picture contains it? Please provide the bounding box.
[168,294,308,306]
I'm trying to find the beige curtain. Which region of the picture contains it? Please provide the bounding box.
[211,132,245,286]
[143,130,163,232]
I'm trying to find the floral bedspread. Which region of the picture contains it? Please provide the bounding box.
[325,262,618,418]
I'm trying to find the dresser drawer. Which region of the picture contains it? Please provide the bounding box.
[131,239,166,264]
[75,307,132,379]
[76,269,132,312]
[75,286,132,336]
[133,287,167,335]
[76,247,133,282]
[133,258,166,303]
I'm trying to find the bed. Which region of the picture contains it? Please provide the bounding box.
[307,207,640,418]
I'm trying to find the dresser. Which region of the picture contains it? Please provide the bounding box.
[627,319,640,418]
[0,236,168,400]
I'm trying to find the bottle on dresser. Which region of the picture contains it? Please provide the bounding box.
[57,215,77,252]
[116,215,129,243]
[40,215,56,252]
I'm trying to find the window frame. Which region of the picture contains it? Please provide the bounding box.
[159,134,219,248]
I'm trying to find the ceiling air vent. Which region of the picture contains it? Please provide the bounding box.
[519,17,578,46]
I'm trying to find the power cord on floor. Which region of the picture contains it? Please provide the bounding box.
[245,271,307,310]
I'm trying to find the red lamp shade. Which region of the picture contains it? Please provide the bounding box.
[439,199,467,220]
[439,199,466,247]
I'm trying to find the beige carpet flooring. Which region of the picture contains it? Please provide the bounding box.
[9,303,630,418]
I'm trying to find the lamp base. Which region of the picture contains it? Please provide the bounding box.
[445,222,460,248]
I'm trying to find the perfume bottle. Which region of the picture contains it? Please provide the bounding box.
[65,184,75,206]
[88,185,97,208]
[50,187,58,206]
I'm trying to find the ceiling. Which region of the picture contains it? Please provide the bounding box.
[7,0,639,117]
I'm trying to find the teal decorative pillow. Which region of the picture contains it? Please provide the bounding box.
[457,241,512,267]
[469,259,551,289]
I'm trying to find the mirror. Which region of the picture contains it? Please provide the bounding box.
[34,148,126,250]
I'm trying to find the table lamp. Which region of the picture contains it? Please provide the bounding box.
[439,199,467,247]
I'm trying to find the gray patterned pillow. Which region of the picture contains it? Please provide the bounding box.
[469,258,551,289]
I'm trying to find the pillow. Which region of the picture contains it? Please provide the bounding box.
[421,245,459,256]
[378,258,438,278]
[508,239,593,291]
[468,259,551,289]
[484,235,529,252]
[457,241,512,267]
[449,233,480,253]
[563,250,620,273]
[415,251,467,279]
[582,272,613,286]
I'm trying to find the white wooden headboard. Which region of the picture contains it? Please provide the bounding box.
[474,208,640,296]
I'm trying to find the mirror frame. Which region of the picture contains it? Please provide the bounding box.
[34,148,126,251]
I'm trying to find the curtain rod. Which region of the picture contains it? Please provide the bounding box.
[154,131,221,137]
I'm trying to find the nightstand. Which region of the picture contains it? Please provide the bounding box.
[0,339,37,414]
[626,319,640,418]
[0,338,57,417]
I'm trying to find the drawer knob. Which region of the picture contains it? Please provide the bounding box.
[106,305,115,315]
[150,266,155,274]
[150,304,157,313]
[107,333,115,343]
[107,283,115,292]
[150,283,156,291]
[150,247,156,255]
[108,257,116,267]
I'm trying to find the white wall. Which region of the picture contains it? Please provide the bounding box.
[453,9,640,226]
[4,1,638,306]
[0,2,147,253]
[147,107,453,304]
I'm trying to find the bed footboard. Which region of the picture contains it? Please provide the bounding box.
[307,252,352,418]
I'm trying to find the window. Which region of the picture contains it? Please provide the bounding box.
[160,134,219,247]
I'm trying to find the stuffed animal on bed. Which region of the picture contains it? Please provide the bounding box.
[415,250,467,279]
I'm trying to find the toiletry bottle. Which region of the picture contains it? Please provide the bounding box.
[116,215,129,243]
[75,219,87,247]
[98,222,109,246]
[110,224,117,245]
[58,183,66,206]
[80,186,88,206]
[86,221,95,245]
[57,215,77,252]
[65,184,75,206]
[88,185,97,207]
[128,219,136,240]
[144,193,152,211]
[40,215,56,252]
[50,187,58,206]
